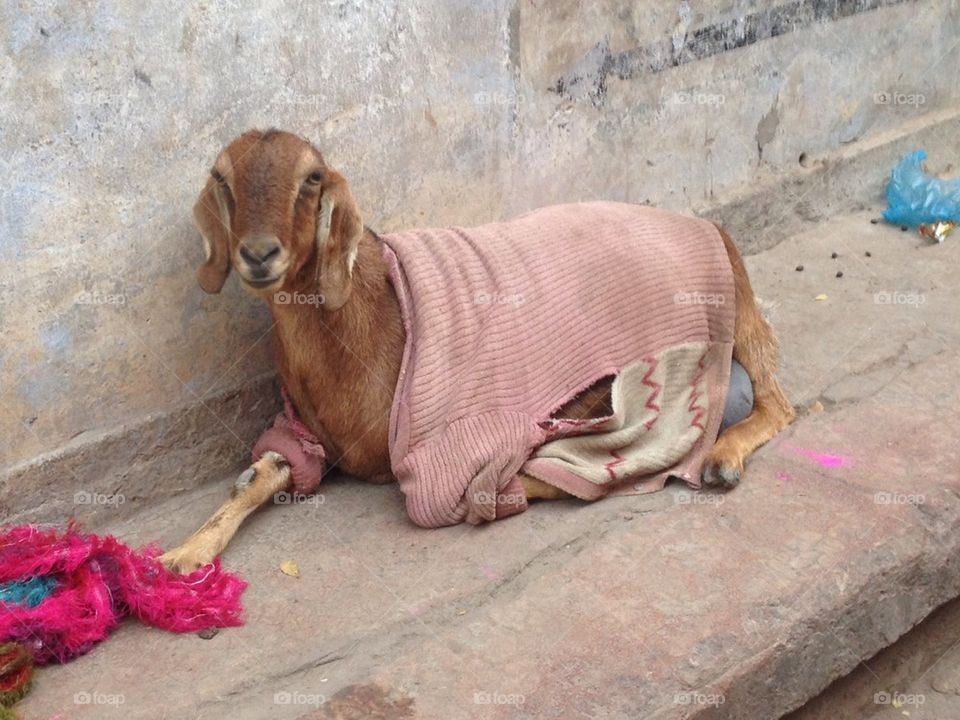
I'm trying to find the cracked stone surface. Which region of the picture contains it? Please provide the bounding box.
[17,212,960,719]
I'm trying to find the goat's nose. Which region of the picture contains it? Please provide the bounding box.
[238,235,282,268]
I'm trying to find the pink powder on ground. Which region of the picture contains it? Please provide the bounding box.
[791,446,852,468]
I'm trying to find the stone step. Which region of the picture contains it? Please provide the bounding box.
[17,212,960,719]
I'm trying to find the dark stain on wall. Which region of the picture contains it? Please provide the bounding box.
[553,0,914,106]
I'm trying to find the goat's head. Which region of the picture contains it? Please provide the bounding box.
[193,129,363,310]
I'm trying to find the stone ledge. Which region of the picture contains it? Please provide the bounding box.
[1,372,280,527]
[16,211,960,718]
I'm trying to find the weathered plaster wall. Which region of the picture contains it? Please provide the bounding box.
[1,0,958,520]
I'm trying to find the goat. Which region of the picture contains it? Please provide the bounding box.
[160,129,794,573]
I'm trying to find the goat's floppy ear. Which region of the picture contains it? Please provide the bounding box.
[193,177,233,294]
[315,168,363,311]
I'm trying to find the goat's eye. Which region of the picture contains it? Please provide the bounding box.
[211,169,225,184]
[306,171,324,184]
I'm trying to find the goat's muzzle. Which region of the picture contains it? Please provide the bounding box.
[236,233,287,289]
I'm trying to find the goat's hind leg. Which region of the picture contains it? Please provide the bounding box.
[160,452,292,573]
[702,226,795,488]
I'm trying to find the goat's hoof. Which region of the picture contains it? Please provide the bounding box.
[159,546,215,575]
[701,461,741,489]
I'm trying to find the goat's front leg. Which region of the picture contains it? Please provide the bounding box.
[160,451,292,573]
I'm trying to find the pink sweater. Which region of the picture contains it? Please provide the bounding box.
[380,202,736,528]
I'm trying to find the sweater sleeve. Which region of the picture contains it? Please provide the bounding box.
[252,425,326,496]
[394,411,547,528]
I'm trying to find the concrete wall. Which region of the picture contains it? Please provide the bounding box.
[2,0,958,521]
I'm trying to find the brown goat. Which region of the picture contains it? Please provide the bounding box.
[160,129,794,573]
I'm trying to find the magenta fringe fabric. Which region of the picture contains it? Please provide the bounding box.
[0,524,247,664]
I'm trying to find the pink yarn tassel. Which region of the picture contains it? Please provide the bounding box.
[0,524,247,664]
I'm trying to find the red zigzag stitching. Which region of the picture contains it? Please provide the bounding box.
[687,352,708,430]
[641,356,662,431]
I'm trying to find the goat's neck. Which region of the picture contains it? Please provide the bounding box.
[267,230,403,477]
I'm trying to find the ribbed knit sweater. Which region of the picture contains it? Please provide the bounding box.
[380,201,736,528]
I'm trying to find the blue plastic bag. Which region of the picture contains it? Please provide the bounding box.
[883,150,960,227]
